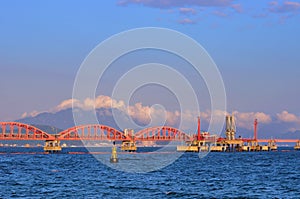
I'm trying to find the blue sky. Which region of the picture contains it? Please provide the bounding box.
[1,0,300,135]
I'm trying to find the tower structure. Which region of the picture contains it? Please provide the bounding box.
[225,115,231,140]
[254,119,258,140]
[197,116,201,141]
[230,114,236,140]
[225,114,236,140]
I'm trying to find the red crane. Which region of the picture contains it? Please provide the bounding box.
[254,119,258,140]
[197,116,201,141]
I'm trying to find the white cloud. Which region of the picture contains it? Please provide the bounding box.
[232,111,272,129]
[21,110,43,118]
[276,111,300,123]
[54,95,126,112]
[54,99,79,111]
[178,18,197,24]
[231,4,243,13]
[117,0,300,26]
[288,127,299,132]
[179,7,197,15]
[269,1,300,13]
[21,112,28,118]
[51,95,182,127]
[213,10,229,17]
[118,0,233,8]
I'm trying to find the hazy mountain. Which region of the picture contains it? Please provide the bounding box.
[15,108,300,139]
[279,130,300,139]
[31,124,63,134]
[14,108,253,138]
[16,109,75,130]
[16,108,129,131]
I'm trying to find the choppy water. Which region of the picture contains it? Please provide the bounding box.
[0,147,300,198]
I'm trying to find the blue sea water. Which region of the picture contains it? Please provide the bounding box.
[0,147,300,198]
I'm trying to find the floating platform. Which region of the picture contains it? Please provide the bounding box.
[177,145,199,152]
[270,145,278,151]
[261,145,269,151]
[177,139,227,152]
[177,145,228,152]
[210,146,225,152]
[177,139,280,153]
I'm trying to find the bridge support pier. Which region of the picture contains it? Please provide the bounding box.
[43,140,62,153]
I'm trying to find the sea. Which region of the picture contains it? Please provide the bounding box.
[0,147,300,198]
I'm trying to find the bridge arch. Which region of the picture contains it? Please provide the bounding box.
[57,124,131,141]
[134,126,192,141]
[0,122,55,140]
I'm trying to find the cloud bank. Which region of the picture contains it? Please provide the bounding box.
[117,0,300,25]
[269,1,300,13]
[277,111,300,123]
[233,111,272,129]
[179,7,197,15]
[117,0,233,8]
[20,95,300,134]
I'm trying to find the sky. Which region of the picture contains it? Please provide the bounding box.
[1,0,300,136]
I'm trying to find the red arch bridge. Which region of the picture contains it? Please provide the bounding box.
[0,122,199,151]
[0,122,194,142]
[0,122,299,152]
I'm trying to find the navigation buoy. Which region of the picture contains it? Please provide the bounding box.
[110,142,118,163]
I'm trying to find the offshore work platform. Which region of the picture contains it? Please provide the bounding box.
[177,115,278,152]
